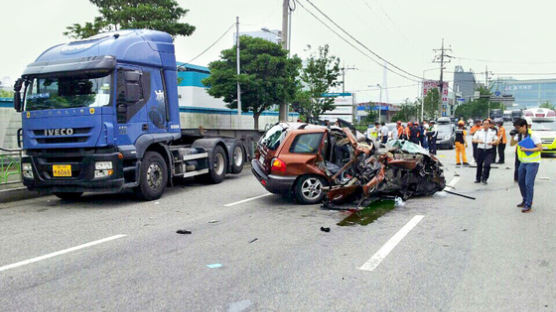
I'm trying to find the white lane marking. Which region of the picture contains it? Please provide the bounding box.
[445,177,460,189]
[359,215,425,272]
[224,193,272,207]
[0,234,127,273]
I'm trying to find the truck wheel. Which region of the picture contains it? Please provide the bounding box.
[231,143,245,174]
[54,192,83,201]
[198,145,227,184]
[136,151,168,201]
[294,175,326,205]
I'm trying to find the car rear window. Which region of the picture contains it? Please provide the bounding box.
[260,125,286,150]
[290,133,323,154]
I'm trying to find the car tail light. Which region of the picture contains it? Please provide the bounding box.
[524,111,533,116]
[548,111,556,117]
[270,158,286,173]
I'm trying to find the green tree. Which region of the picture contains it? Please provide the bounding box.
[64,0,195,39]
[0,89,14,98]
[454,86,492,119]
[423,88,439,119]
[392,98,420,122]
[539,101,555,110]
[294,45,341,121]
[202,36,301,130]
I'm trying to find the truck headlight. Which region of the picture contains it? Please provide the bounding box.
[22,163,34,179]
[94,161,113,178]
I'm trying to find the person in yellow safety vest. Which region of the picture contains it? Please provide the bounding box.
[510,118,542,213]
[454,120,469,166]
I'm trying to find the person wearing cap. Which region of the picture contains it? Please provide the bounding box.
[470,119,482,164]
[510,117,542,213]
[496,120,507,164]
[455,120,469,166]
[427,121,438,154]
[472,119,498,184]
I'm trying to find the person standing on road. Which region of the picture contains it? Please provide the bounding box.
[396,121,405,140]
[510,118,542,213]
[455,120,469,166]
[496,120,507,164]
[380,121,389,144]
[472,119,498,184]
[427,121,438,154]
[470,119,482,164]
[409,122,420,145]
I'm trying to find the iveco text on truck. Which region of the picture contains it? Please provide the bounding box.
[13,30,245,200]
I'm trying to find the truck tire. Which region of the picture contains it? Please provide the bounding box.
[54,192,83,201]
[199,145,227,184]
[231,143,245,174]
[136,151,168,201]
[294,175,326,205]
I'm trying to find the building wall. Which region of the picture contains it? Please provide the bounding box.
[453,71,476,102]
[490,78,556,109]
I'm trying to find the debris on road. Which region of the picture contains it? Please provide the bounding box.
[208,220,219,223]
[444,190,476,200]
[320,227,331,232]
[206,263,223,269]
[322,139,445,209]
[176,229,192,234]
[248,238,258,243]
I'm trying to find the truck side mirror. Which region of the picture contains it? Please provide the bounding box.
[13,78,23,112]
[123,71,141,103]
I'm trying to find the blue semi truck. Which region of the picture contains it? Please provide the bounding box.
[12,30,245,200]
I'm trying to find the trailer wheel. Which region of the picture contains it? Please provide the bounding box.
[199,145,227,184]
[136,151,168,201]
[231,143,245,174]
[294,175,326,205]
[54,192,83,201]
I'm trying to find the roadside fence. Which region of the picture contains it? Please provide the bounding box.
[0,147,22,186]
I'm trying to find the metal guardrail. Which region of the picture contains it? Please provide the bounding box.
[0,147,22,185]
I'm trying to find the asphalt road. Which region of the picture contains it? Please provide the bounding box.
[0,145,554,312]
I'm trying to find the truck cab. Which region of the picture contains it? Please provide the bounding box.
[14,30,244,200]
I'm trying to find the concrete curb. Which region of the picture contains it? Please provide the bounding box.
[0,186,43,204]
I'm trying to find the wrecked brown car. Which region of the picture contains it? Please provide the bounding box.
[252,123,444,206]
[322,138,446,208]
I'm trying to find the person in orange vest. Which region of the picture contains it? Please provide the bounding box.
[396,121,404,139]
[495,120,507,164]
[469,119,482,164]
[455,120,469,166]
[405,121,413,140]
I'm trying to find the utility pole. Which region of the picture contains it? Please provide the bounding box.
[340,63,357,93]
[433,39,452,118]
[377,84,383,123]
[279,0,289,122]
[236,16,241,120]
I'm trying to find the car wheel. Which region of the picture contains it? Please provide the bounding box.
[294,175,326,204]
[54,192,83,201]
[136,151,168,201]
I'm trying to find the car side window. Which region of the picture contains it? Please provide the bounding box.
[290,133,323,154]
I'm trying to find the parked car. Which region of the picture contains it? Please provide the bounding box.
[523,108,556,122]
[530,121,556,156]
[435,118,455,149]
[251,123,370,204]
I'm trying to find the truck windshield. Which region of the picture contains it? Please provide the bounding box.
[24,73,112,111]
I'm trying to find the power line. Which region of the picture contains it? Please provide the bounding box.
[353,83,419,92]
[296,0,419,82]
[301,0,422,81]
[185,24,235,65]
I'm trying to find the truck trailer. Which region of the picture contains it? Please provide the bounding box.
[12,30,246,200]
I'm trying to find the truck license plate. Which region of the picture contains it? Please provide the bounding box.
[53,165,72,177]
[259,155,265,164]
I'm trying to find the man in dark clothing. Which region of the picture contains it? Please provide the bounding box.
[409,122,420,144]
[427,121,438,154]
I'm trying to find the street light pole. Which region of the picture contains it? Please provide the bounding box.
[377,83,382,123]
[236,17,241,121]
